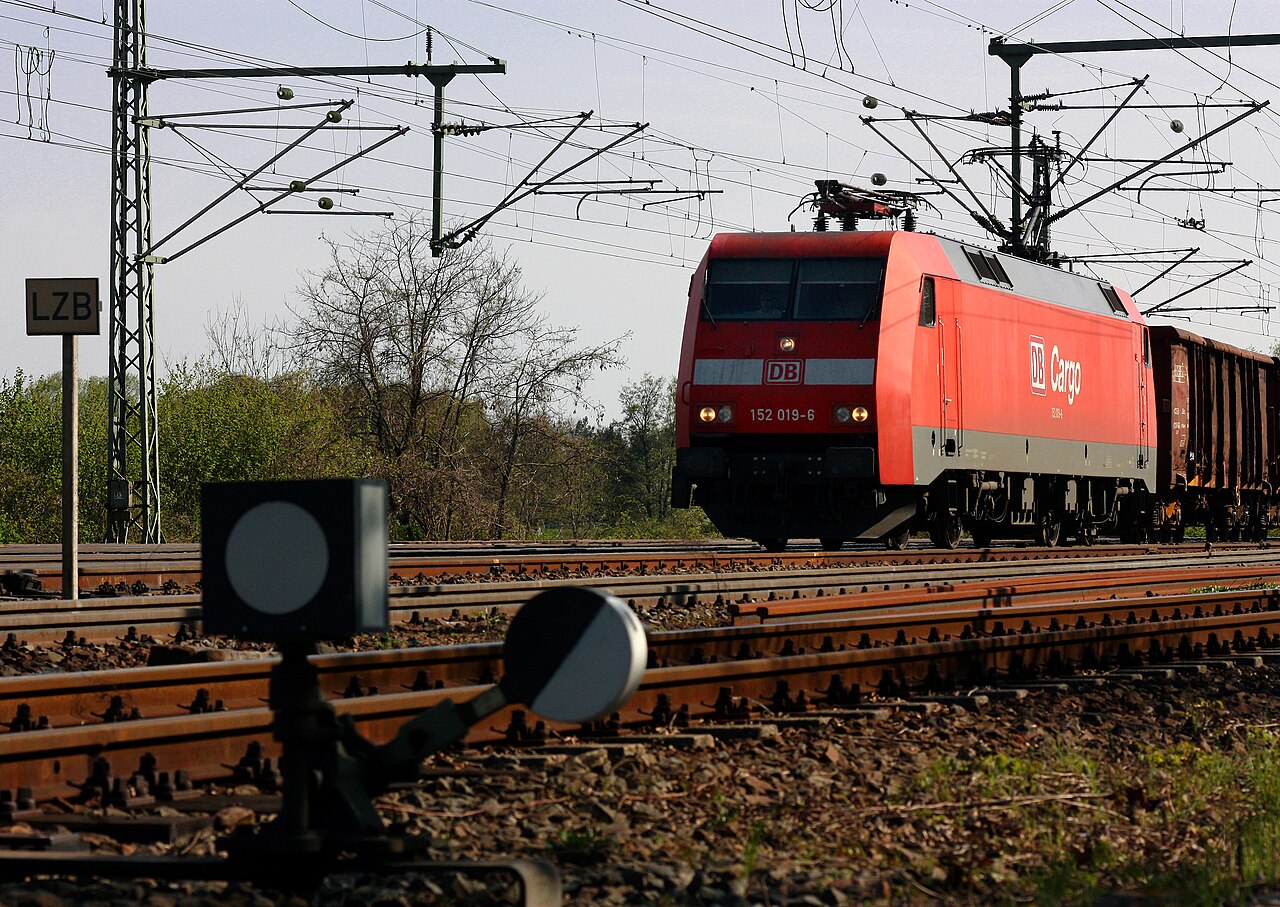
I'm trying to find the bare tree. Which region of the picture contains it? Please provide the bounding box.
[285,215,624,538]
[486,323,624,537]
[288,216,472,459]
[204,298,287,380]
[615,374,677,521]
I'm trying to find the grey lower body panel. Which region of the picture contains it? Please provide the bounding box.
[909,425,1155,490]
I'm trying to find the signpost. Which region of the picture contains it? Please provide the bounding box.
[25,277,101,602]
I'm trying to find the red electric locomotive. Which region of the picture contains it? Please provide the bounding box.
[671,230,1158,550]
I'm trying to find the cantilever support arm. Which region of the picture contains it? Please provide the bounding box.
[143,100,355,257]
[1047,103,1267,225]
[151,126,408,265]
[1130,247,1199,297]
[903,111,1007,236]
[1048,77,1146,195]
[1141,260,1251,315]
[435,120,647,253]
[862,116,1010,239]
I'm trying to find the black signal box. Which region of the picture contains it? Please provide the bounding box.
[201,479,389,641]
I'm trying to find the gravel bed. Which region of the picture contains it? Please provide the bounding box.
[6,663,1280,904]
[0,596,730,677]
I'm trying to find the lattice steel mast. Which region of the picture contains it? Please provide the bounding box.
[104,7,511,544]
[107,0,161,542]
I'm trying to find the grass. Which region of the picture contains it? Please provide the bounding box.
[741,821,767,879]
[884,722,1280,905]
[525,506,720,541]
[546,825,614,864]
[1187,581,1280,594]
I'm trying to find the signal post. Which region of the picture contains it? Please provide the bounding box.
[25,277,101,601]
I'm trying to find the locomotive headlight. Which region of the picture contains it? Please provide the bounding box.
[834,406,852,423]
[717,405,735,424]
[852,406,870,422]
[779,336,796,353]
[699,406,717,423]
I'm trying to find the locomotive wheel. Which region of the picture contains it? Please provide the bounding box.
[969,524,993,548]
[929,513,963,550]
[1172,523,1186,544]
[1038,516,1063,548]
[756,538,788,553]
[885,526,911,551]
[819,538,845,551]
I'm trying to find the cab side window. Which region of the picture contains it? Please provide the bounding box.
[919,277,936,327]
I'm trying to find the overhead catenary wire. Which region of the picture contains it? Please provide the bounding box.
[6,0,1280,335]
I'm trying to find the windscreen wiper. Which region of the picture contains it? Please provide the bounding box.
[701,295,718,329]
[859,270,885,328]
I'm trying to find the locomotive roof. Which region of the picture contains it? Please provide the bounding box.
[705,231,1138,322]
[934,236,1132,322]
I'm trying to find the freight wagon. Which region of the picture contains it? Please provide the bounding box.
[1147,326,1280,542]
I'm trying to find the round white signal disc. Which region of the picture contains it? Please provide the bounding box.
[503,587,648,724]
[225,501,329,615]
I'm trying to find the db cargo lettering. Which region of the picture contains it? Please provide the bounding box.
[1029,336,1046,396]
[1050,346,1082,404]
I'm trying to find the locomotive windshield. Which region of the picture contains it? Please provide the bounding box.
[703,259,792,319]
[704,257,884,321]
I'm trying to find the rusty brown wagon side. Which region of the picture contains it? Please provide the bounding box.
[1148,324,1276,541]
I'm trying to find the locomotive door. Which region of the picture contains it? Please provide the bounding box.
[1136,327,1150,469]
[935,277,963,456]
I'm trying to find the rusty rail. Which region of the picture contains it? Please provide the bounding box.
[4,540,1262,596]
[7,549,1280,646]
[732,562,1280,624]
[4,585,1280,800]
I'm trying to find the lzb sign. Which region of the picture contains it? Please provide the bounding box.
[25,278,101,336]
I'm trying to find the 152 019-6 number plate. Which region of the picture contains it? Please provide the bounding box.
[749,408,816,423]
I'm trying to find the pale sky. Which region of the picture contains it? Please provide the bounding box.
[6,1,1280,417]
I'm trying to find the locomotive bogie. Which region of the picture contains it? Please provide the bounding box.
[920,470,1131,547]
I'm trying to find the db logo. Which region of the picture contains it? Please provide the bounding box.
[1029,336,1046,396]
[764,360,802,384]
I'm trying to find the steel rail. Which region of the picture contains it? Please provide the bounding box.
[4,541,1264,594]
[4,586,1280,799]
[5,550,1280,645]
[732,562,1280,623]
[1,603,1276,800]
[5,581,1277,731]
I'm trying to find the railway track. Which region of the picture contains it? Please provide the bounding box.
[3,546,1278,645]
[5,568,1276,732]
[4,579,1280,803]
[1,539,1256,597]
